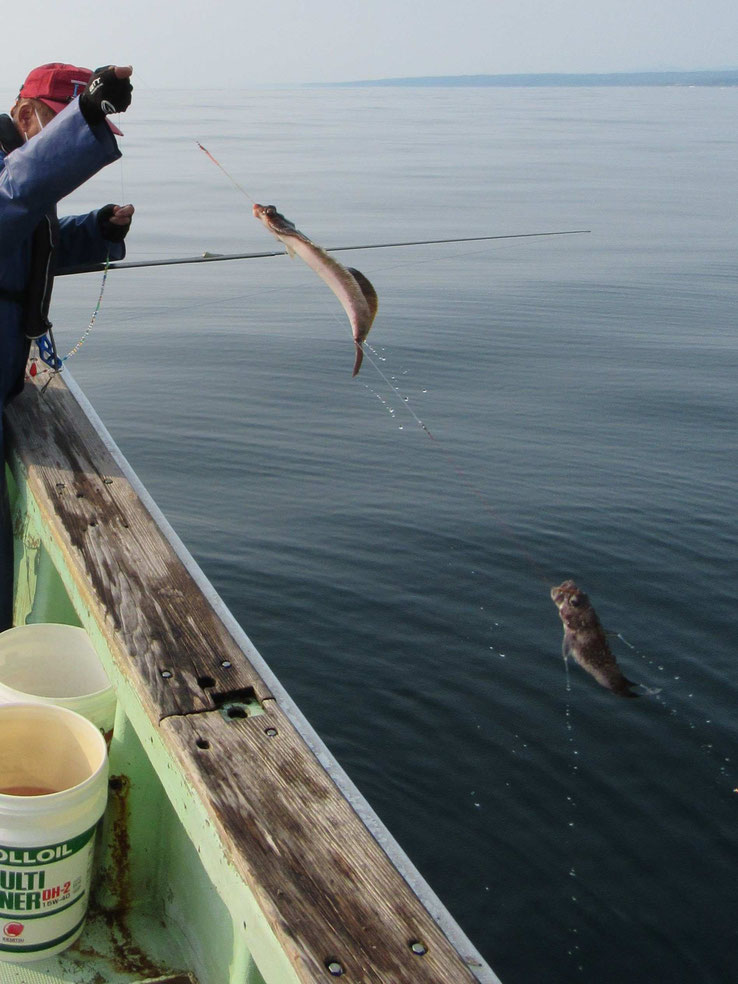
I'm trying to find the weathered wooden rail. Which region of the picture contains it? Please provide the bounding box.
[4,370,499,984]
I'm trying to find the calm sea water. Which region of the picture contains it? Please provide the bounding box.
[50,87,736,983]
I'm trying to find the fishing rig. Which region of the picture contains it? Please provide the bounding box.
[28,252,111,385]
[37,138,589,384]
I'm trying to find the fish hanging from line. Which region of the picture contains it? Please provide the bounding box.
[550,580,639,698]
[252,203,378,377]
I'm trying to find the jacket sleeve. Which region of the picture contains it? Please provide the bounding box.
[0,99,121,260]
[57,210,126,271]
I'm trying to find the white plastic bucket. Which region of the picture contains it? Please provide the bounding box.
[0,625,116,742]
[0,703,108,961]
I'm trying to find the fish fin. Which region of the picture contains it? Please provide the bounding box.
[634,684,662,697]
[590,666,639,698]
[352,342,364,377]
[347,267,379,324]
[614,680,640,698]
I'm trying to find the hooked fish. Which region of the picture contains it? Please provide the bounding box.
[550,580,638,698]
[252,204,378,376]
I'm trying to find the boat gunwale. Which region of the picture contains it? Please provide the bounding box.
[5,367,499,984]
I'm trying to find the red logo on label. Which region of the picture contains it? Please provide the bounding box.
[4,922,23,937]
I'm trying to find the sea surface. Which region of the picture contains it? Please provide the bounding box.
[49,86,736,983]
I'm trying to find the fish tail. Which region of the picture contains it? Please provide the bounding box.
[615,677,640,698]
[347,267,379,323]
[352,343,364,377]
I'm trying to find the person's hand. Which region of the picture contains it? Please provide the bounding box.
[80,66,133,126]
[98,203,135,242]
[108,204,134,227]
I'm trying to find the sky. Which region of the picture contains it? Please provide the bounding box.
[2,0,737,92]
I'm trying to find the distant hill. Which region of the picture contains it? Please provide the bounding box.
[321,70,738,88]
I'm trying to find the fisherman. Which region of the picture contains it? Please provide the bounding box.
[0,62,135,629]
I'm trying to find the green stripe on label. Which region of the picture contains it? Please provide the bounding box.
[0,914,86,953]
[0,825,96,866]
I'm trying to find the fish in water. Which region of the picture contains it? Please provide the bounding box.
[252,203,378,376]
[550,580,638,698]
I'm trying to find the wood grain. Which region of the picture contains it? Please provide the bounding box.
[4,372,483,983]
[162,704,479,983]
[5,372,271,717]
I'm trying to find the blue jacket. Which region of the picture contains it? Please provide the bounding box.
[0,99,126,402]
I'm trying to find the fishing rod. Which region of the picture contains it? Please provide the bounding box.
[58,229,591,276]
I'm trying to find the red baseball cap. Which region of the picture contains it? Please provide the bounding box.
[19,63,123,135]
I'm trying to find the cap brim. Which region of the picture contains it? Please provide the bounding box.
[37,96,70,115]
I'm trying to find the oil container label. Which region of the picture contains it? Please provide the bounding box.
[0,825,97,953]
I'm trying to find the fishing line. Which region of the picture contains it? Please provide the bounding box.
[562,643,583,972]
[34,107,130,385]
[177,145,574,654]
[76,265,315,333]
[30,253,112,388]
[195,141,257,204]
[362,320,590,971]
[613,632,735,787]
[118,115,126,202]
[76,237,545,338]
[358,341,554,588]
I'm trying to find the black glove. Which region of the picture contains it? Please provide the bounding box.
[79,67,132,127]
[97,204,131,243]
